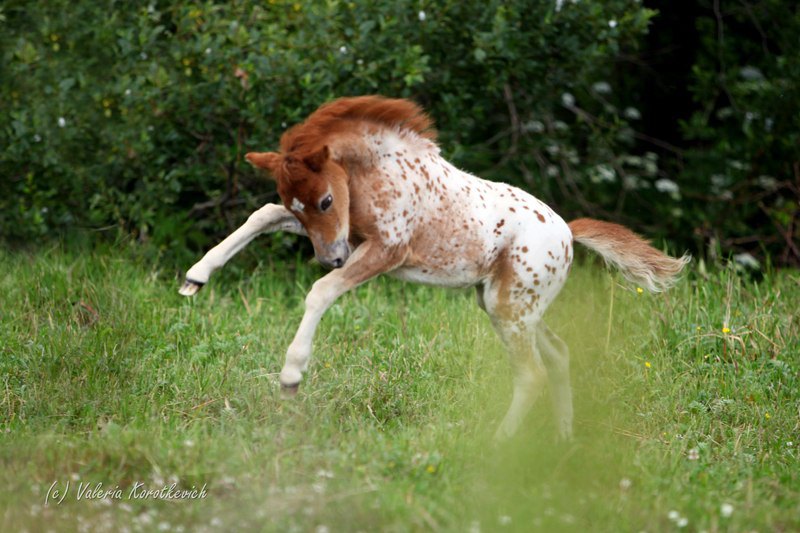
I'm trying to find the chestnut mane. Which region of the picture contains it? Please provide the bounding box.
[278,96,436,159]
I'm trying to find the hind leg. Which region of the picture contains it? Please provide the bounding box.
[494,328,548,441]
[479,283,548,441]
[538,322,573,440]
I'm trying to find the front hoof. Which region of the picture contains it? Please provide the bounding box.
[280,383,300,399]
[179,279,205,296]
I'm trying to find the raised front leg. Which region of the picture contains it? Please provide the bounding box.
[279,242,404,392]
[179,203,306,296]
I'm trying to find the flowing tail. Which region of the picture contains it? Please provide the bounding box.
[568,218,690,292]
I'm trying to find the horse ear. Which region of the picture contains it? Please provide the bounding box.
[303,145,329,173]
[245,152,281,178]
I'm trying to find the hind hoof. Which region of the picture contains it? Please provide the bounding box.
[280,383,300,399]
[179,279,205,296]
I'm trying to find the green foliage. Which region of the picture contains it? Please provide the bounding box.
[0,0,650,247]
[678,0,800,266]
[1,1,797,264]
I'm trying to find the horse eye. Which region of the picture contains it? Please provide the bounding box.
[320,194,333,212]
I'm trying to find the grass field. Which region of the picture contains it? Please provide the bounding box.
[1,243,798,532]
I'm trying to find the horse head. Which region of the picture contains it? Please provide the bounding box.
[246,146,351,269]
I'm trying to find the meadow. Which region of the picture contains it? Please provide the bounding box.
[1,243,798,532]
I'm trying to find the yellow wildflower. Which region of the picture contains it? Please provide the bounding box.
[426,465,436,474]
[645,361,651,369]
[636,287,644,294]
[722,327,731,334]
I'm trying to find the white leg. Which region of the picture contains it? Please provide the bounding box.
[179,203,305,295]
[279,243,402,390]
[538,323,573,440]
[494,333,547,441]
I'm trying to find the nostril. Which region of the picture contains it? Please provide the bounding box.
[333,258,344,268]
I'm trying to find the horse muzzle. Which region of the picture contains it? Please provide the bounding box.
[316,239,351,269]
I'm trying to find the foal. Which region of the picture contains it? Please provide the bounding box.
[180,96,688,440]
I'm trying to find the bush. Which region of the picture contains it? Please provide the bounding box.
[1,0,797,265]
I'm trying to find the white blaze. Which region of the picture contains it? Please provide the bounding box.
[291,197,305,213]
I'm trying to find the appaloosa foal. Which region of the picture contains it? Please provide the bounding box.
[180,96,688,440]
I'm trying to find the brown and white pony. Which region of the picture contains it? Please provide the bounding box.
[180,96,688,440]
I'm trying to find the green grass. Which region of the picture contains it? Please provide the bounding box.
[1,243,798,532]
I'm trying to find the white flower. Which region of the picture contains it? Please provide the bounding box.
[339,45,347,54]
[546,165,559,178]
[788,441,794,447]
[316,469,334,479]
[357,58,364,65]
[739,66,764,81]
[757,175,777,190]
[710,174,728,189]
[623,175,641,190]
[561,92,575,107]
[733,253,759,270]
[720,503,734,518]
[608,20,617,28]
[418,10,426,22]
[677,517,689,528]
[158,522,171,531]
[523,120,544,133]
[205,47,212,55]
[184,439,195,447]
[623,107,641,120]
[592,81,612,94]
[124,89,131,96]
[655,178,680,195]
[498,515,512,525]
[667,510,680,522]
[619,478,632,490]
[58,117,67,128]
[687,447,700,460]
[33,134,42,142]
[591,164,616,184]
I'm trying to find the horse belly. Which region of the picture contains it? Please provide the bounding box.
[389,262,483,288]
